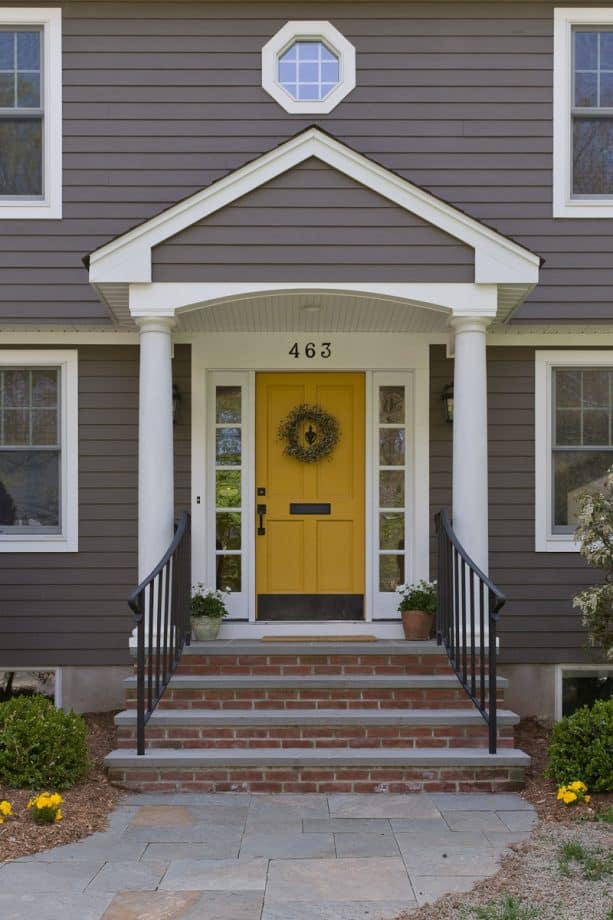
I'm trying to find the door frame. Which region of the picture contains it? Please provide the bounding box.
[191,333,430,630]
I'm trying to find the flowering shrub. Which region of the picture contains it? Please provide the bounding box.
[396,580,437,614]
[27,792,63,825]
[0,799,12,824]
[573,471,613,660]
[557,780,591,806]
[546,698,613,793]
[191,584,229,619]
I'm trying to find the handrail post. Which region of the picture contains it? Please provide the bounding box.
[136,601,145,756]
[488,598,498,755]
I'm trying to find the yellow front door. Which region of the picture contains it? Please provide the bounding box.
[255,372,365,620]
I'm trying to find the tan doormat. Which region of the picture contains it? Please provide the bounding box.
[262,635,377,642]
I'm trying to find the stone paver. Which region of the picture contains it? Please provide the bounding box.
[0,791,536,919]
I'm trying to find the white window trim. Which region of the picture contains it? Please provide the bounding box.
[535,349,613,552]
[261,21,356,115]
[0,349,77,552]
[0,7,62,220]
[554,663,613,720]
[553,7,613,218]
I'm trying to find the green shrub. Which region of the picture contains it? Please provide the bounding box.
[0,695,89,789]
[546,698,613,793]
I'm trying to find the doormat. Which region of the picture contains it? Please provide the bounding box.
[262,635,377,642]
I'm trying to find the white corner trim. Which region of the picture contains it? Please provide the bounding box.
[89,128,540,287]
[261,20,356,114]
[0,349,78,552]
[0,7,62,220]
[553,7,613,218]
[535,349,613,553]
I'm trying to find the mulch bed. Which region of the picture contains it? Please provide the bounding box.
[0,712,123,863]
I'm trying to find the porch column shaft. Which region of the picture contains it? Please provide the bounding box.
[137,317,175,581]
[451,316,490,573]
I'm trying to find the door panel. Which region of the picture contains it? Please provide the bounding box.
[256,372,365,620]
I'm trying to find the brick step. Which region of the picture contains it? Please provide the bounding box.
[115,707,518,750]
[124,674,506,711]
[105,746,530,794]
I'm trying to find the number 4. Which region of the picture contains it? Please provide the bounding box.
[289,343,299,359]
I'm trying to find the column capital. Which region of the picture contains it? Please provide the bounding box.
[136,316,176,335]
[449,315,492,334]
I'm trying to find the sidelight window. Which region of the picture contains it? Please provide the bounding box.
[214,385,243,593]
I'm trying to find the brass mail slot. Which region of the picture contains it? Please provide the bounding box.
[289,503,331,515]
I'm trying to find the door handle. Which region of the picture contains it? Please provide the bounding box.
[257,504,266,536]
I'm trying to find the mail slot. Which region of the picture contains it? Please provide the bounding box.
[289,502,331,515]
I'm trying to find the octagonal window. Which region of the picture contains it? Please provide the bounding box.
[278,40,340,102]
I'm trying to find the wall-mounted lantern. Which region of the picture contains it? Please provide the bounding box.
[172,384,181,424]
[441,383,454,423]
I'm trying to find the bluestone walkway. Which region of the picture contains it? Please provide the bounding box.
[0,792,537,919]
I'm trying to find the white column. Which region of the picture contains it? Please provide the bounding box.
[137,317,176,581]
[451,316,490,574]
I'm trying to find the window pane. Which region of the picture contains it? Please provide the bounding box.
[601,71,613,107]
[0,118,42,196]
[0,72,14,107]
[562,670,613,717]
[575,71,597,107]
[380,512,404,550]
[3,369,29,408]
[553,449,612,527]
[379,386,404,424]
[379,428,405,466]
[3,409,28,445]
[0,450,59,529]
[379,554,404,592]
[216,469,241,507]
[600,31,613,70]
[216,554,241,592]
[216,386,241,423]
[0,32,14,70]
[216,427,241,465]
[583,369,610,408]
[216,512,241,550]
[31,369,57,407]
[380,470,404,508]
[556,369,581,408]
[573,118,613,195]
[575,30,598,69]
[17,71,40,108]
[31,409,57,445]
[16,31,40,70]
[555,409,581,446]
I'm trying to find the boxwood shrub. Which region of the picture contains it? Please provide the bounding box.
[0,695,89,789]
[546,698,613,793]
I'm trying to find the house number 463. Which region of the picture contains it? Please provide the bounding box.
[289,342,332,359]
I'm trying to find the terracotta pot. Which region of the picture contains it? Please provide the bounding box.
[190,616,222,641]
[401,609,434,641]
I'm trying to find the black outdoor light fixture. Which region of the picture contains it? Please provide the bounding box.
[441,383,454,423]
[172,384,181,424]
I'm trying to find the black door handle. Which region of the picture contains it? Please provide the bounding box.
[257,504,266,536]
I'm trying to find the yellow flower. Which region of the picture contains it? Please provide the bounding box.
[55,809,62,821]
[0,801,12,817]
[0,816,4,825]
[557,787,566,800]
[569,781,587,792]
[562,791,578,804]
[585,795,591,803]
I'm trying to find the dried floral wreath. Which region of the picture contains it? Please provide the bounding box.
[278,403,340,463]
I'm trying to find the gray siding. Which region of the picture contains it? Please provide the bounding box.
[153,159,474,282]
[430,344,607,666]
[0,344,191,668]
[0,1,612,321]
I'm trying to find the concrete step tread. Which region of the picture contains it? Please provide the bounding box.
[123,673,508,689]
[115,707,519,727]
[183,640,444,656]
[106,746,530,769]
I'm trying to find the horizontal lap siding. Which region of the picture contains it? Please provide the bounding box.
[153,160,473,282]
[429,345,606,665]
[0,0,610,321]
[0,344,191,668]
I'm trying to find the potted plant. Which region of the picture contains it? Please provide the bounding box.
[396,580,437,640]
[190,584,229,640]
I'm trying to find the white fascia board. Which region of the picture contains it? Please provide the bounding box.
[89,128,540,286]
[129,282,499,317]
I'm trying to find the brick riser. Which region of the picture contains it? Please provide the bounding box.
[116,724,515,750]
[174,654,454,676]
[106,765,525,795]
[125,689,505,710]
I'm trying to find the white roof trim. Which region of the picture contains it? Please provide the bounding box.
[88,127,540,288]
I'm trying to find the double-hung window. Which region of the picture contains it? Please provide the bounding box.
[0,351,77,552]
[536,351,613,551]
[554,8,613,216]
[0,8,61,219]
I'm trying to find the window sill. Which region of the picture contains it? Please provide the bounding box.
[0,534,77,553]
[554,198,613,219]
[535,535,580,553]
[0,199,62,221]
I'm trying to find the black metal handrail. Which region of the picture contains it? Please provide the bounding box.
[128,511,191,755]
[435,508,506,754]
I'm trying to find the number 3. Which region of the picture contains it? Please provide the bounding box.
[321,343,331,358]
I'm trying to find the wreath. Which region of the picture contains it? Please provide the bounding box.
[278,403,340,463]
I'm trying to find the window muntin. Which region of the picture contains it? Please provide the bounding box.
[278,40,340,102]
[552,367,613,531]
[572,27,613,196]
[0,367,60,533]
[377,384,408,592]
[0,28,42,198]
[215,385,242,592]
